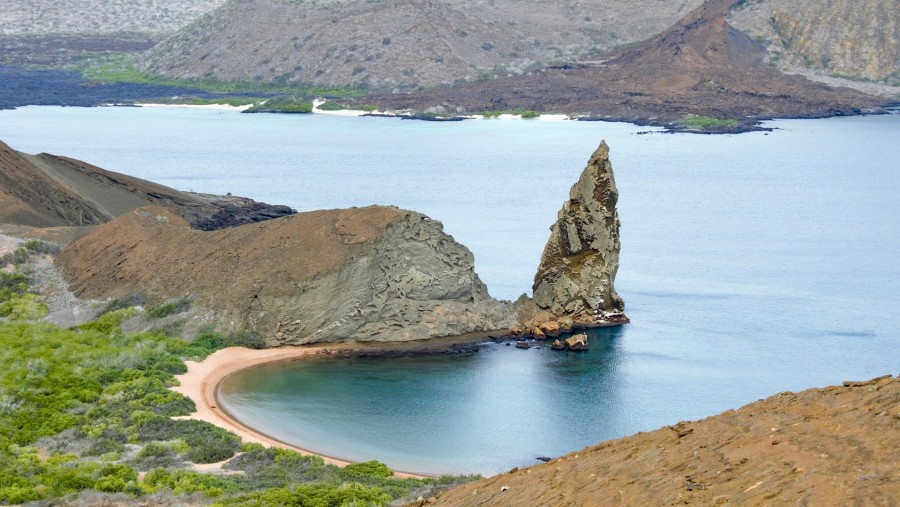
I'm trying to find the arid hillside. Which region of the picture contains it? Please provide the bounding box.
[0,0,226,36]
[728,0,899,85]
[139,0,704,89]
[419,375,900,506]
[366,0,885,126]
[0,139,294,230]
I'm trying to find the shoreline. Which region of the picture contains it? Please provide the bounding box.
[170,332,506,479]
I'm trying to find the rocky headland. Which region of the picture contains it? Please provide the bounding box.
[4,137,626,345]
[415,375,900,506]
[56,205,514,345]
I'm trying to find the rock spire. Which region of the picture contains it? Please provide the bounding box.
[532,140,627,326]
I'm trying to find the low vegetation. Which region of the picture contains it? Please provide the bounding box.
[76,53,365,100]
[0,258,478,505]
[246,97,314,113]
[676,114,740,131]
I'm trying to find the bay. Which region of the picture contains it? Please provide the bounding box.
[1,106,898,475]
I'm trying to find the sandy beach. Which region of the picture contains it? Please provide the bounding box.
[171,345,427,478]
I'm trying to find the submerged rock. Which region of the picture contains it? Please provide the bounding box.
[532,140,627,326]
[564,333,589,351]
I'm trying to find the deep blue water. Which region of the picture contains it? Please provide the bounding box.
[1,107,898,475]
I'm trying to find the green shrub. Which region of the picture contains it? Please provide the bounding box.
[23,240,60,256]
[482,111,502,118]
[0,294,48,320]
[246,97,314,113]
[317,101,345,111]
[677,114,740,130]
[97,292,146,317]
[520,110,540,119]
[138,419,241,464]
[0,272,29,302]
[212,483,391,507]
[0,248,29,266]
[340,460,393,480]
[146,297,192,319]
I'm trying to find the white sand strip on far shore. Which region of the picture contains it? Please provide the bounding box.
[135,103,253,111]
[171,345,426,479]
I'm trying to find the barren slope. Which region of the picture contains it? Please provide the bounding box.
[0,0,226,36]
[0,139,294,230]
[420,375,900,506]
[367,0,886,126]
[139,0,704,89]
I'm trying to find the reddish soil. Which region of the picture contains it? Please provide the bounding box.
[418,375,900,506]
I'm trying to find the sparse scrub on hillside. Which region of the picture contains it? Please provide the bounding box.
[146,296,192,319]
[23,239,60,256]
[0,272,476,504]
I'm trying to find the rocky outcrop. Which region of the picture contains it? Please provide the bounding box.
[57,205,514,344]
[531,140,626,327]
[0,139,294,231]
[419,375,900,506]
[729,0,899,83]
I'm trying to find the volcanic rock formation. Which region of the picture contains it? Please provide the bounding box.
[57,205,514,344]
[530,140,625,327]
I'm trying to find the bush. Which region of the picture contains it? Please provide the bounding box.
[0,248,29,266]
[0,272,29,302]
[340,460,394,480]
[317,101,345,111]
[146,297,192,319]
[97,292,145,317]
[520,110,540,119]
[677,114,739,130]
[138,419,241,464]
[23,240,61,256]
[0,294,48,320]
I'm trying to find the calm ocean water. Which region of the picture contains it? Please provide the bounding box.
[1,107,898,475]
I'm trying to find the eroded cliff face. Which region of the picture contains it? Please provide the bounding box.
[729,0,899,83]
[530,140,625,326]
[57,205,513,345]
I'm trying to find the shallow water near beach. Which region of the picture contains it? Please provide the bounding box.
[1,107,898,475]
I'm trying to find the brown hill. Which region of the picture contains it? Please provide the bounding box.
[365,0,887,126]
[418,375,900,506]
[57,206,514,343]
[0,139,294,231]
[138,0,704,89]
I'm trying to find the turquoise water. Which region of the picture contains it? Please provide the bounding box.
[1,107,899,475]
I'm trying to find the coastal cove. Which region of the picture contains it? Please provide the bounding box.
[1,107,899,476]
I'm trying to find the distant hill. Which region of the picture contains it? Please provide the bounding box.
[0,0,226,36]
[0,139,293,230]
[728,0,899,84]
[365,0,886,125]
[138,0,704,89]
